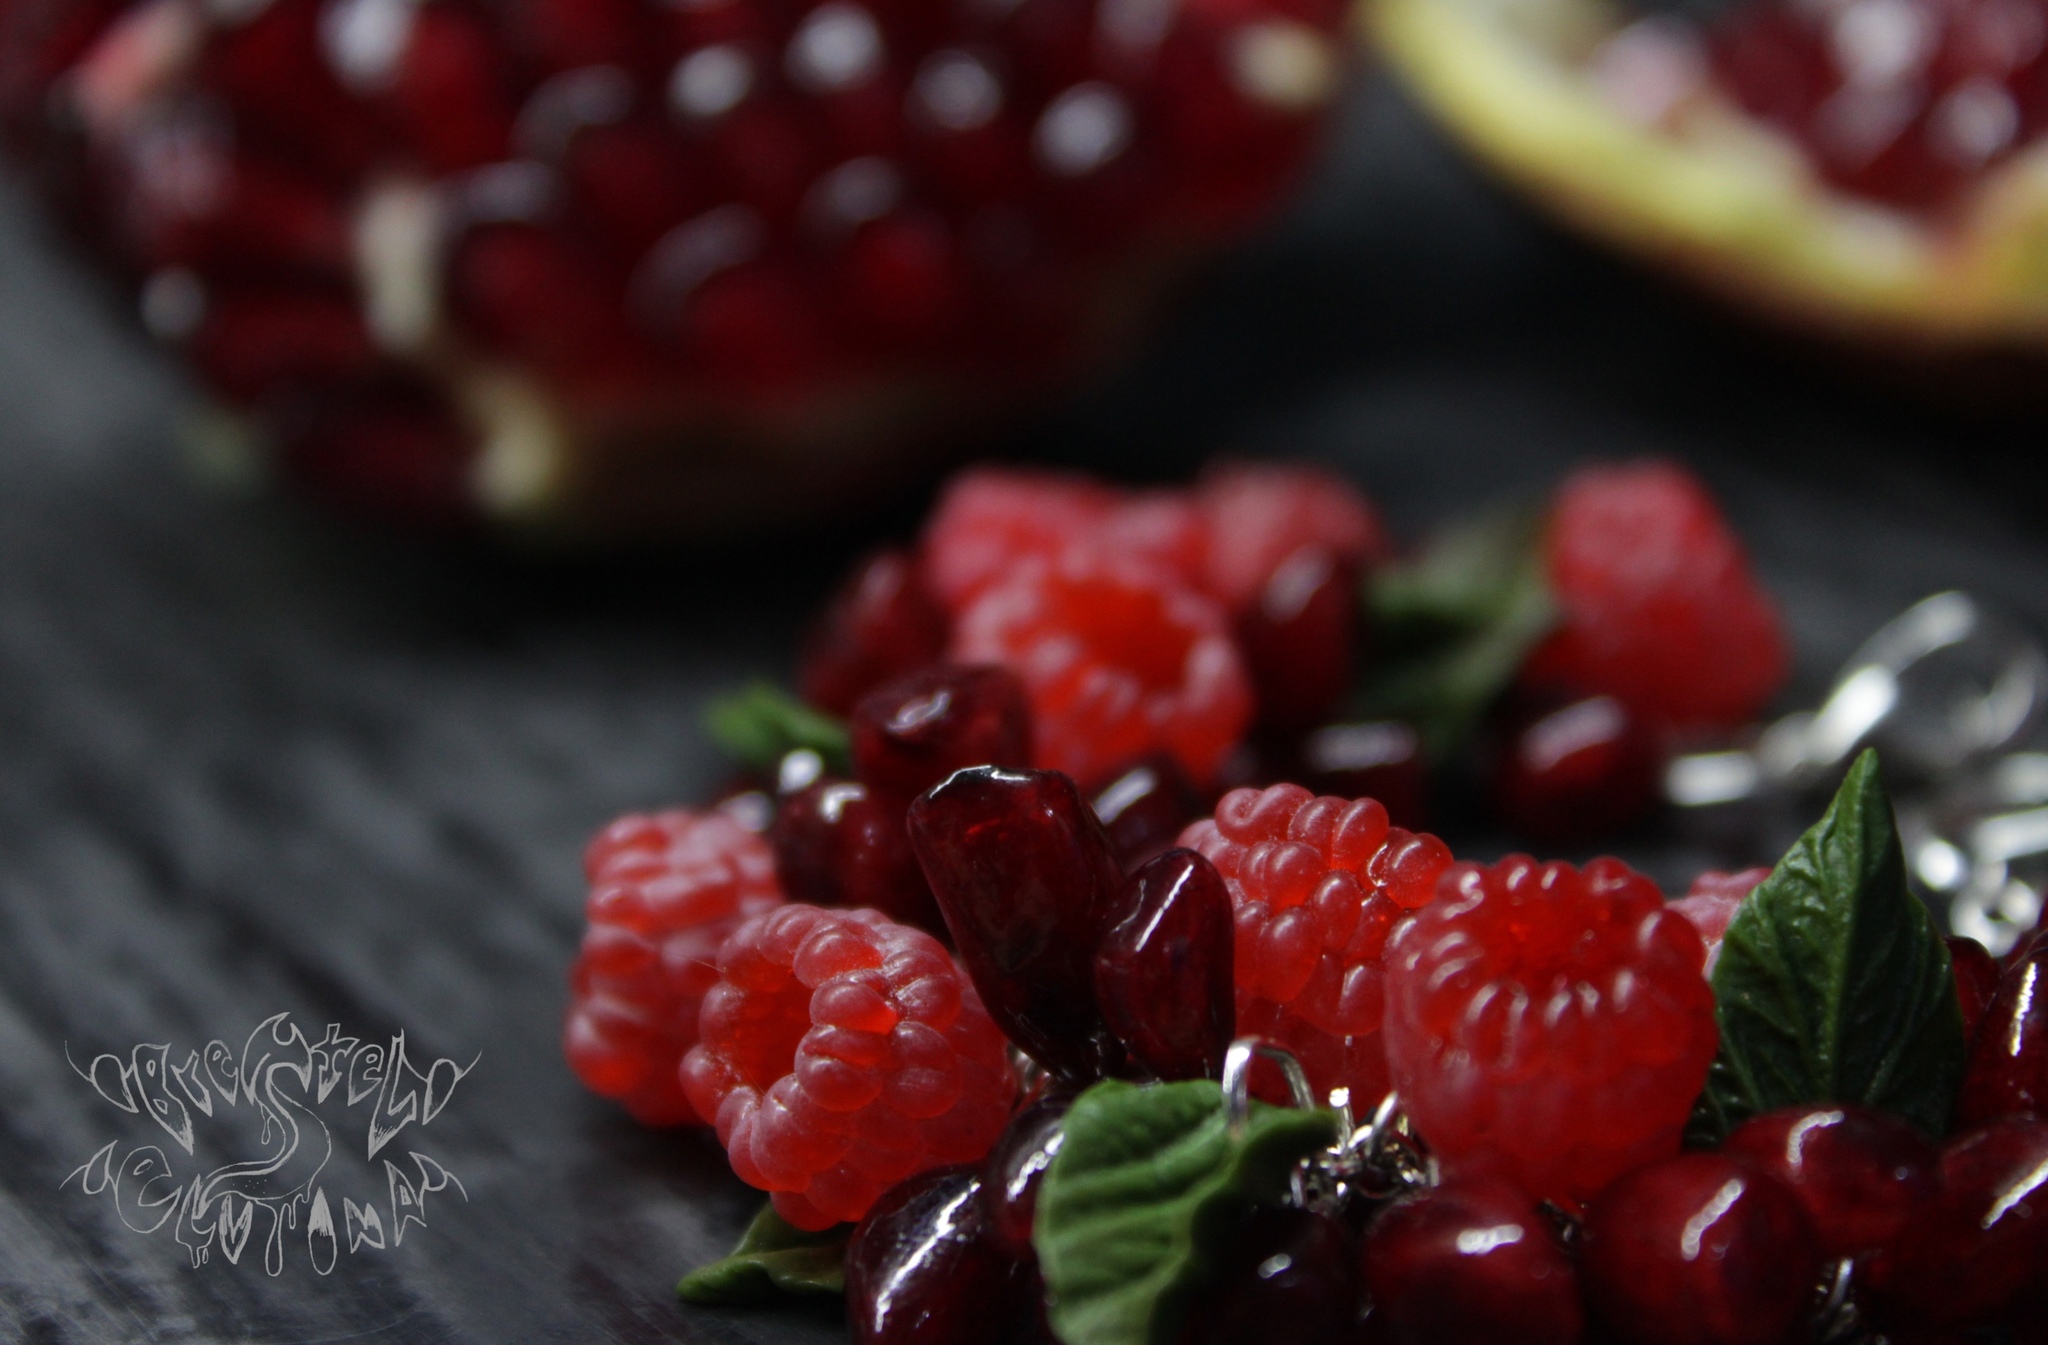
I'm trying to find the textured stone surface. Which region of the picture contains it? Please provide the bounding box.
[2,70,2046,1344]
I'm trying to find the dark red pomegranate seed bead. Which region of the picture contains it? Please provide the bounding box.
[799,549,951,717]
[1949,935,2002,1045]
[846,1164,1040,1345]
[1094,848,1234,1082]
[1236,546,1359,735]
[1582,1152,1821,1345]
[771,778,942,934]
[851,664,1033,803]
[979,1091,1072,1261]
[1490,694,1662,845]
[1090,753,1204,871]
[1721,1105,1937,1258]
[907,765,1128,1082]
[1955,935,2048,1127]
[1175,1205,1361,1345]
[190,290,377,402]
[1296,720,1428,830]
[389,5,517,173]
[1861,1117,2048,1332]
[1361,1174,1582,1345]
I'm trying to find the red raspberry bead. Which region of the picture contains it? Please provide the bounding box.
[1195,461,1389,614]
[920,466,1120,612]
[1383,854,1718,1204]
[1581,1152,1822,1345]
[951,550,1252,787]
[564,808,785,1126]
[1949,934,2002,1044]
[850,663,1033,802]
[1669,867,1769,975]
[798,548,951,717]
[1489,693,1663,845]
[1361,1175,1583,1345]
[908,765,1129,1082]
[1089,752,1204,870]
[771,778,942,933]
[1722,1105,1937,1258]
[1234,545,1359,734]
[1954,934,2048,1127]
[1178,784,1454,1109]
[1522,460,1788,732]
[680,904,1017,1230]
[1094,848,1236,1081]
[1861,1117,2048,1332]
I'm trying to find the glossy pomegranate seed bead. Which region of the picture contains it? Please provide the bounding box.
[851,664,1033,803]
[1174,1205,1361,1345]
[907,765,1128,1082]
[772,778,942,934]
[1236,545,1359,734]
[846,1165,1040,1345]
[979,1090,1072,1260]
[1490,694,1663,845]
[799,549,951,717]
[1954,935,2048,1127]
[1090,753,1204,870]
[1296,720,1429,829]
[1582,1152,1821,1345]
[1721,1105,1937,1257]
[1950,934,2003,1046]
[1361,1175,1582,1345]
[1861,1117,2048,1332]
[1094,849,1234,1081]
[190,290,377,402]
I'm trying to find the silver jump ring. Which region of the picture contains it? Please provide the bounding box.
[1220,1037,1318,1139]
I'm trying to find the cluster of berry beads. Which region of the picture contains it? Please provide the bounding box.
[1177,783,1452,1108]
[0,0,1346,519]
[1524,461,1787,733]
[564,808,784,1126]
[1382,854,1719,1205]
[918,463,1388,786]
[680,904,1016,1230]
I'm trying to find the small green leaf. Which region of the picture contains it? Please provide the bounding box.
[1688,749,1968,1145]
[1033,1079,1339,1345]
[677,1203,850,1306]
[1357,508,1557,758]
[704,683,851,775]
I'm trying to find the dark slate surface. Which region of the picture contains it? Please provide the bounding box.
[2,68,2045,1345]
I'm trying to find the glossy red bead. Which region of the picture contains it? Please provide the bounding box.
[846,1165,1040,1345]
[771,778,942,934]
[1581,1152,1822,1345]
[1721,1105,1937,1257]
[1949,934,2002,1045]
[1860,1117,2048,1332]
[1235,545,1359,734]
[978,1091,1071,1261]
[1361,1175,1582,1345]
[1296,720,1429,829]
[1094,849,1234,1081]
[1954,936,2048,1128]
[1090,753,1205,870]
[799,549,951,718]
[907,765,1127,1082]
[1490,693,1662,845]
[1176,1205,1361,1345]
[851,664,1033,803]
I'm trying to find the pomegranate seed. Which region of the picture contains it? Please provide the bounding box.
[563,120,708,258]
[1089,753,1204,871]
[978,1090,1072,1260]
[448,222,645,386]
[907,765,1128,1082]
[1094,848,1234,1081]
[1175,1206,1360,1345]
[1361,1175,1583,1345]
[798,548,951,717]
[846,1165,1040,1345]
[204,0,379,180]
[1235,546,1359,734]
[510,0,647,75]
[680,258,843,394]
[1722,1105,1937,1257]
[1581,1152,1822,1345]
[851,664,1032,803]
[277,386,476,524]
[771,777,941,934]
[1955,934,2048,1127]
[1489,693,1663,845]
[387,5,516,173]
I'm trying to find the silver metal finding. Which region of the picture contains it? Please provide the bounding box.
[1221,1038,1318,1140]
[1813,1258,1863,1345]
